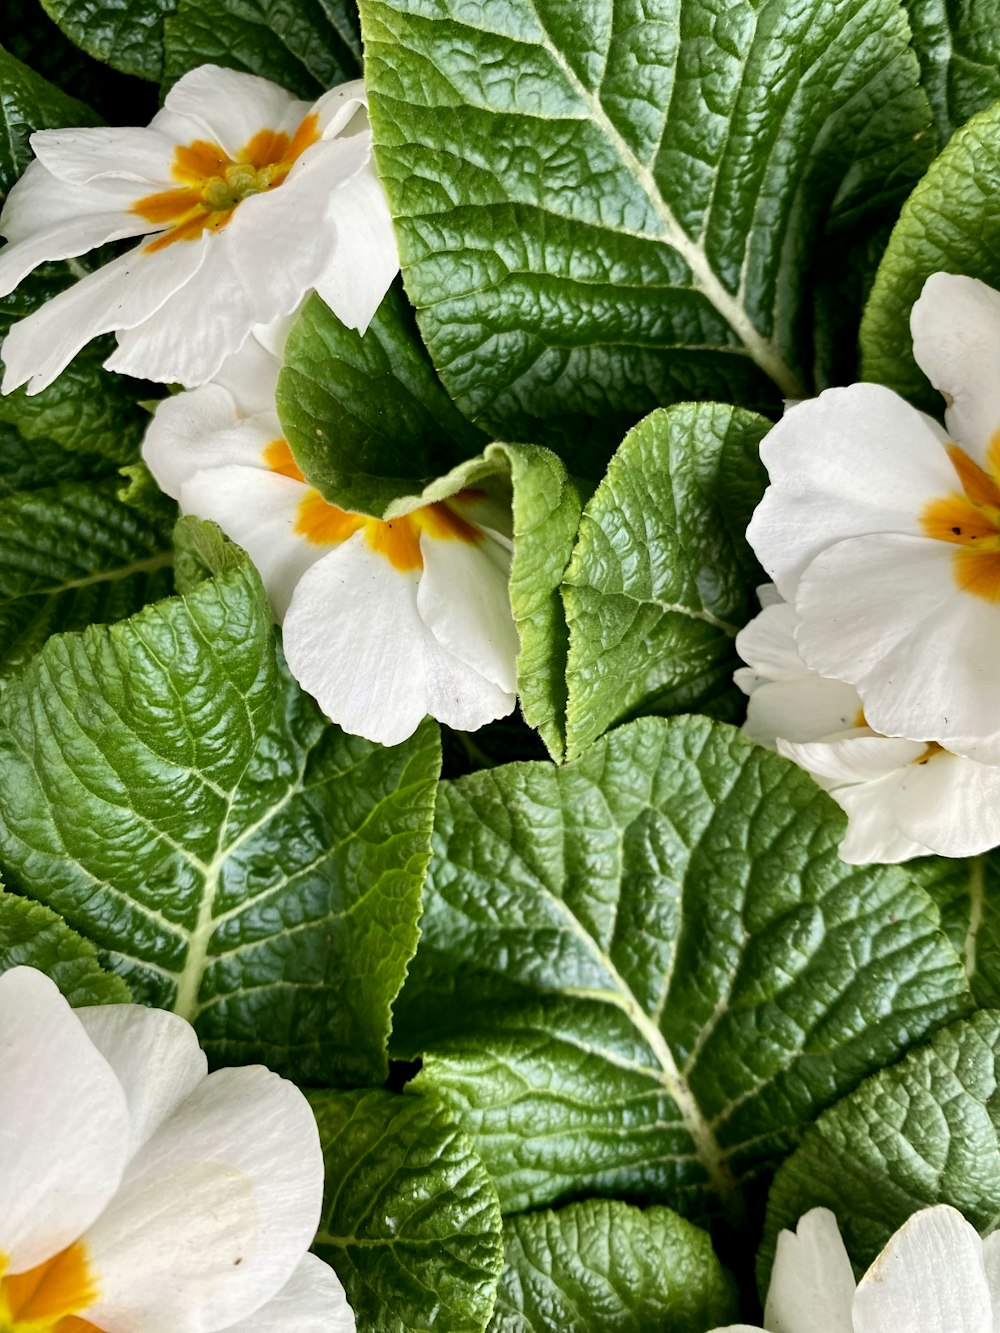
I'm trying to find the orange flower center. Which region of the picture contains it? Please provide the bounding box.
[920,432,1000,603]
[0,1245,99,1333]
[263,440,483,570]
[133,115,320,251]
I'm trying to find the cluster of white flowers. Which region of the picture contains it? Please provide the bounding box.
[0,63,519,746]
[738,273,1000,863]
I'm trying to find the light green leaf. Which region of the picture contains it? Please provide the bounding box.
[359,0,932,452]
[0,45,99,196]
[0,890,131,1005]
[0,530,441,1084]
[277,287,487,517]
[904,0,1000,146]
[488,1199,738,1333]
[311,1088,504,1333]
[860,100,1000,412]
[162,0,361,95]
[761,1010,1000,1287]
[563,404,768,760]
[38,0,176,82]
[393,715,970,1228]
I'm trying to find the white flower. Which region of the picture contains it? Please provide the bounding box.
[0,965,354,1333]
[712,1204,1000,1332]
[0,64,398,394]
[747,273,1000,764]
[141,334,519,746]
[735,587,1000,862]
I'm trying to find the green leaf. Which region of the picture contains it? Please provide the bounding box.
[488,1199,738,1333]
[162,0,361,96]
[903,0,1000,145]
[860,100,1000,412]
[0,45,99,196]
[277,286,488,517]
[917,854,1000,1010]
[0,890,131,1005]
[0,534,441,1084]
[393,715,970,1228]
[38,0,176,82]
[761,1009,1000,1287]
[562,404,768,760]
[359,0,933,453]
[311,1088,504,1333]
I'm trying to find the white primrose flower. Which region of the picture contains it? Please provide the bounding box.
[0,965,354,1333]
[141,334,519,746]
[0,64,399,394]
[713,1204,1000,1333]
[748,273,1000,764]
[735,588,1000,863]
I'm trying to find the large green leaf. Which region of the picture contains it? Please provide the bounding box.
[0,45,98,196]
[916,854,1000,1010]
[0,890,131,1005]
[563,404,768,760]
[359,0,932,453]
[312,1088,504,1333]
[38,0,176,82]
[904,0,1000,146]
[392,716,970,1228]
[488,1199,738,1333]
[277,286,488,518]
[860,100,1000,411]
[162,0,361,95]
[761,1010,1000,1287]
[0,523,441,1084]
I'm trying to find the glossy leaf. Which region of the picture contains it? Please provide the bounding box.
[0,890,131,1005]
[0,45,98,196]
[38,0,176,82]
[904,0,1000,145]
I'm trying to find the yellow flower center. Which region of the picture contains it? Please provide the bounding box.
[263,440,484,568]
[920,432,1000,602]
[0,1246,99,1333]
[132,116,320,251]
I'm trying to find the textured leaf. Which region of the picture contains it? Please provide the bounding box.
[761,1010,1000,1287]
[917,854,1000,1010]
[861,100,1000,412]
[312,1088,504,1333]
[393,716,970,1228]
[162,0,361,95]
[0,530,441,1084]
[359,0,932,453]
[488,1199,738,1333]
[38,0,176,82]
[0,44,99,196]
[0,890,131,1005]
[904,0,1000,145]
[277,286,487,517]
[563,404,768,760]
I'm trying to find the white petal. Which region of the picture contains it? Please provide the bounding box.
[779,735,928,785]
[84,1065,323,1333]
[312,79,369,139]
[794,532,1000,763]
[161,64,310,157]
[981,1230,1000,1325]
[911,273,1000,460]
[748,384,954,600]
[853,1206,992,1333]
[417,526,519,692]
[212,335,282,415]
[762,1207,855,1333]
[744,676,864,747]
[736,602,808,683]
[179,464,325,620]
[30,126,177,186]
[76,1004,207,1159]
[0,968,130,1272]
[141,386,277,500]
[224,1254,355,1333]
[312,164,400,333]
[1,235,210,393]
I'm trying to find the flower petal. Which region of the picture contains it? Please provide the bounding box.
[864,747,1000,860]
[911,272,1000,461]
[83,1065,323,1333]
[853,1205,992,1333]
[762,1207,855,1333]
[76,1004,207,1159]
[748,384,953,600]
[212,333,282,415]
[223,1254,355,1333]
[29,126,177,186]
[312,164,400,333]
[312,80,369,139]
[981,1230,1000,1324]
[141,385,275,500]
[0,967,130,1272]
[744,676,865,748]
[160,64,310,157]
[735,601,807,685]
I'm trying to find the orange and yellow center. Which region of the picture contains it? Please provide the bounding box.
[920,434,1000,603]
[0,1245,99,1333]
[133,115,320,250]
[263,440,483,569]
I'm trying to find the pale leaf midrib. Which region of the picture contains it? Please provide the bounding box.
[0,549,173,608]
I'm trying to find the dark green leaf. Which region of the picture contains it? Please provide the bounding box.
[918,854,1000,1009]
[0,45,98,197]
[904,0,1000,145]
[0,890,131,1005]
[37,0,175,83]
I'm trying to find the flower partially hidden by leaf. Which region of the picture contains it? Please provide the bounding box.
[712,1204,1000,1331]
[0,965,354,1332]
[734,585,1000,863]
[748,273,1000,765]
[0,64,398,394]
[141,333,519,746]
